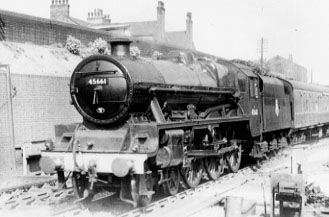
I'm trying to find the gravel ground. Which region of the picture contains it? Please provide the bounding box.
[188,138,329,217]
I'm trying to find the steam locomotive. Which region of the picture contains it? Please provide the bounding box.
[40,39,329,207]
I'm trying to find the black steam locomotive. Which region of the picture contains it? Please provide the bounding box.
[40,39,329,207]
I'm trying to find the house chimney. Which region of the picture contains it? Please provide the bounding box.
[87,8,111,25]
[50,0,70,22]
[186,12,193,47]
[155,1,165,42]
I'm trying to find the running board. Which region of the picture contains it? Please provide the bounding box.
[187,145,238,157]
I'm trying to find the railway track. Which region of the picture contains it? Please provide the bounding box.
[0,184,75,210]
[118,167,254,217]
[0,175,56,194]
[0,164,285,217]
[0,139,324,217]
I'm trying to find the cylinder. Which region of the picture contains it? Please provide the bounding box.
[225,196,243,217]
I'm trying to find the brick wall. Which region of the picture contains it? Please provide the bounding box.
[11,74,81,145]
[0,73,81,175]
[0,9,111,45]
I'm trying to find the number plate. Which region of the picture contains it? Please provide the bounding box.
[87,78,107,85]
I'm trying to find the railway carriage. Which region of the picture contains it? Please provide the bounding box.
[40,39,329,207]
[288,81,329,142]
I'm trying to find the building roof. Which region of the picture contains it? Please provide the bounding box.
[92,23,130,31]
[56,15,131,34]
[267,55,306,70]
[69,17,92,27]
[165,31,195,49]
[122,21,157,37]
[49,16,89,27]
[0,9,111,35]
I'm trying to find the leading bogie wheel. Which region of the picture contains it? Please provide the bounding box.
[180,159,203,188]
[163,167,180,196]
[131,174,154,207]
[72,172,93,204]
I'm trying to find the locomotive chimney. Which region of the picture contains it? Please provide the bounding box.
[109,38,132,57]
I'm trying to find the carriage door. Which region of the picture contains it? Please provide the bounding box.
[249,77,262,137]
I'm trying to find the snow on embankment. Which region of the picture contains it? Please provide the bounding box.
[0,42,82,76]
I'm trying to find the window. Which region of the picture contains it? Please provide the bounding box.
[249,78,259,98]
[237,72,247,92]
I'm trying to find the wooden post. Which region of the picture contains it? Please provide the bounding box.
[225,196,243,217]
[0,65,16,174]
[291,147,307,175]
[291,149,296,174]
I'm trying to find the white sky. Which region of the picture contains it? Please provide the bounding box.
[1,0,329,84]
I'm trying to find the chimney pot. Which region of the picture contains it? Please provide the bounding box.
[187,12,192,20]
[158,1,164,8]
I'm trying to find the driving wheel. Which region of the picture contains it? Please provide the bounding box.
[205,156,224,180]
[226,144,242,173]
[131,174,154,207]
[72,172,93,204]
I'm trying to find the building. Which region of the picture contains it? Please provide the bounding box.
[50,0,195,50]
[266,55,308,83]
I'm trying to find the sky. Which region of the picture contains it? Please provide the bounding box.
[1,0,329,84]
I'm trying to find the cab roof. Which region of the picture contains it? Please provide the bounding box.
[288,80,329,93]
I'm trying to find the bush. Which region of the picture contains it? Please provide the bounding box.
[130,46,141,58]
[88,38,110,55]
[152,50,163,60]
[65,35,81,55]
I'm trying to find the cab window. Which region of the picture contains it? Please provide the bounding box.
[237,72,247,92]
[250,78,259,98]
